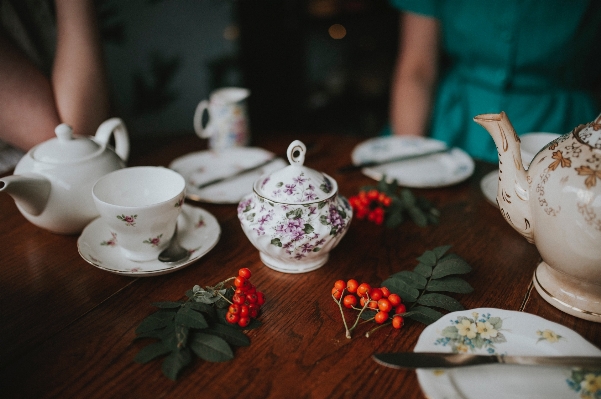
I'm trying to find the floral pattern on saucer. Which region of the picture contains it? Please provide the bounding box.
[414,308,601,399]
[77,204,220,277]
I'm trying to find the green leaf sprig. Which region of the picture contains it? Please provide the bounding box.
[381,245,473,325]
[377,177,440,228]
[133,277,262,380]
[348,176,439,228]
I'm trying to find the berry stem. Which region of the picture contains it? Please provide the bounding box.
[333,293,352,339]
[365,321,391,338]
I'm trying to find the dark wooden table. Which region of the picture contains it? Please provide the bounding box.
[1,132,599,399]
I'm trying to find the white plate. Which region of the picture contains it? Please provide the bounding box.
[480,170,499,208]
[351,136,474,188]
[77,204,220,276]
[415,308,601,399]
[169,147,287,204]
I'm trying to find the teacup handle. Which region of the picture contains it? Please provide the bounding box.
[94,117,130,162]
[193,100,213,138]
[287,140,306,167]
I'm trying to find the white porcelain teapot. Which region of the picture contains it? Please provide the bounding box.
[0,118,129,234]
[474,112,601,322]
[237,140,353,273]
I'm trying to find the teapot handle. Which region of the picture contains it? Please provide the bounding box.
[95,118,130,162]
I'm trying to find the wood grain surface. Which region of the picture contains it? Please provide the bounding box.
[0,132,598,399]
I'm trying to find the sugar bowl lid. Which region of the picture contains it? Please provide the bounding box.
[254,140,337,204]
[576,113,601,150]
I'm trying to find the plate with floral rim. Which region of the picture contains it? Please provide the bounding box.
[169,147,287,204]
[351,136,474,188]
[414,308,601,399]
[77,204,220,277]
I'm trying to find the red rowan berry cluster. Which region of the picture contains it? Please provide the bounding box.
[332,278,405,338]
[348,190,392,225]
[225,268,265,328]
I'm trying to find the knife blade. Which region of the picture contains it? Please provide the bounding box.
[372,352,601,369]
[337,148,449,173]
[196,157,279,189]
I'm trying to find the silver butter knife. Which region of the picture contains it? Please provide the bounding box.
[372,352,601,369]
[337,148,449,173]
[196,157,278,189]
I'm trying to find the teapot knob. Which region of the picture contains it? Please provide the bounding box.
[287,140,306,167]
[55,123,73,142]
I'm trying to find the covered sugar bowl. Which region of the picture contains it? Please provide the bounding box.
[237,140,352,273]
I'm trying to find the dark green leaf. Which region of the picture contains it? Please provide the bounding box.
[432,245,452,259]
[384,208,404,228]
[413,262,432,278]
[271,238,282,247]
[175,306,208,329]
[390,270,427,289]
[359,309,377,321]
[382,277,419,302]
[161,348,192,380]
[189,333,234,362]
[134,341,171,364]
[188,301,216,316]
[152,301,183,309]
[407,206,428,227]
[431,254,472,279]
[417,293,464,312]
[304,224,314,234]
[136,310,176,335]
[400,188,416,206]
[204,324,250,347]
[426,276,473,293]
[405,306,443,325]
[416,250,437,267]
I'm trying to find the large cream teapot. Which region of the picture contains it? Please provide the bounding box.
[0,118,129,234]
[474,112,601,322]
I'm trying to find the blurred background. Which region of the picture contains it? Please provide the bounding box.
[99,0,399,142]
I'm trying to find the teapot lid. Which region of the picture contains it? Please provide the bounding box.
[31,124,102,163]
[254,140,337,204]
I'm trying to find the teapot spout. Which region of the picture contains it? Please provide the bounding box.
[473,112,534,243]
[0,174,51,216]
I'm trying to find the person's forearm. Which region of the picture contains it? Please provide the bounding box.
[53,0,110,137]
[390,13,439,137]
[0,32,60,150]
[390,60,437,137]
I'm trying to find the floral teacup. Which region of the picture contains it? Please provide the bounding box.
[92,166,186,262]
[237,140,352,273]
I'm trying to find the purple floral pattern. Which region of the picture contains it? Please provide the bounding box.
[238,194,352,263]
[265,172,333,203]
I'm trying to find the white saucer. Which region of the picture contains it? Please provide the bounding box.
[480,169,499,208]
[414,308,601,399]
[77,204,221,276]
[169,147,287,204]
[351,136,474,188]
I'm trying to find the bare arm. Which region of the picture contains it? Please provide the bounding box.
[0,0,109,151]
[390,12,440,137]
[53,0,110,138]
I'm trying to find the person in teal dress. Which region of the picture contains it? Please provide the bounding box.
[388,0,601,162]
